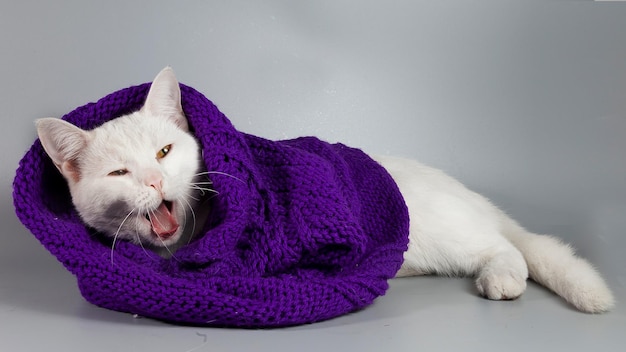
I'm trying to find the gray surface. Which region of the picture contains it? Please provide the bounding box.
[1,1,625,351]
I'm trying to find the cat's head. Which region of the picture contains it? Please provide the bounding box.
[36,67,203,249]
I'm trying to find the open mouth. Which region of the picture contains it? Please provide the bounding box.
[145,200,179,240]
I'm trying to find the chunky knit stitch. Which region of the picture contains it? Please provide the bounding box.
[13,83,409,327]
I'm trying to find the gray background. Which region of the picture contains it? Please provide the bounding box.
[1,1,625,351]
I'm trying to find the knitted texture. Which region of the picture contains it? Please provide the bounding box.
[13,83,409,327]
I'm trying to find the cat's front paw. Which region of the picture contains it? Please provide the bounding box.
[475,267,527,301]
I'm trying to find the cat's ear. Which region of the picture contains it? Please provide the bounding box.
[142,67,189,131]
[36,117,90,181]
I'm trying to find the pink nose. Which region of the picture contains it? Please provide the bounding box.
[144,171,163,193]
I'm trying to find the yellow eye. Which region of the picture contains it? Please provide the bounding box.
[157,144,172,159]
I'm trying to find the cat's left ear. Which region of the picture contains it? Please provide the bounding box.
[142,67,189,131]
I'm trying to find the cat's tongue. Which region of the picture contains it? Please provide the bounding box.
[149,201,179,239]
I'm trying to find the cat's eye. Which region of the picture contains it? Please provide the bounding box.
[108,169,129,176]
[156,144,172,159]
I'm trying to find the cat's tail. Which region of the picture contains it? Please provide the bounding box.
[501,218,615,313]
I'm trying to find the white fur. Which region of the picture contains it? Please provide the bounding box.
[379,155,614,312]
[36,67,615,313]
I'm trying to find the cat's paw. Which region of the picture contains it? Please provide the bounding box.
[475,267,527,301]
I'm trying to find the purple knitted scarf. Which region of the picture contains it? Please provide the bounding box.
[13,83,409,327]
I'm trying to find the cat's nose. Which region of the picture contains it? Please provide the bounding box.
[144,171,163,193]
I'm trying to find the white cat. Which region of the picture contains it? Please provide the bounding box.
[36,67,615,314]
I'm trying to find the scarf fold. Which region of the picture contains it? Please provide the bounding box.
[13,83,409,327]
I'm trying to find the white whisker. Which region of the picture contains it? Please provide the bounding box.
[147,207,173,257]
[148,208,167,231]
[207,190,220,200]
[192,181,214,185]
[180,196,197,245]
[190,182,216,188]
[190,185,217,197]
[204,171,246,184]
[111,208,136,265]
[157,236,181,263]
[188,194,201,202]
[134,212,154,261]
